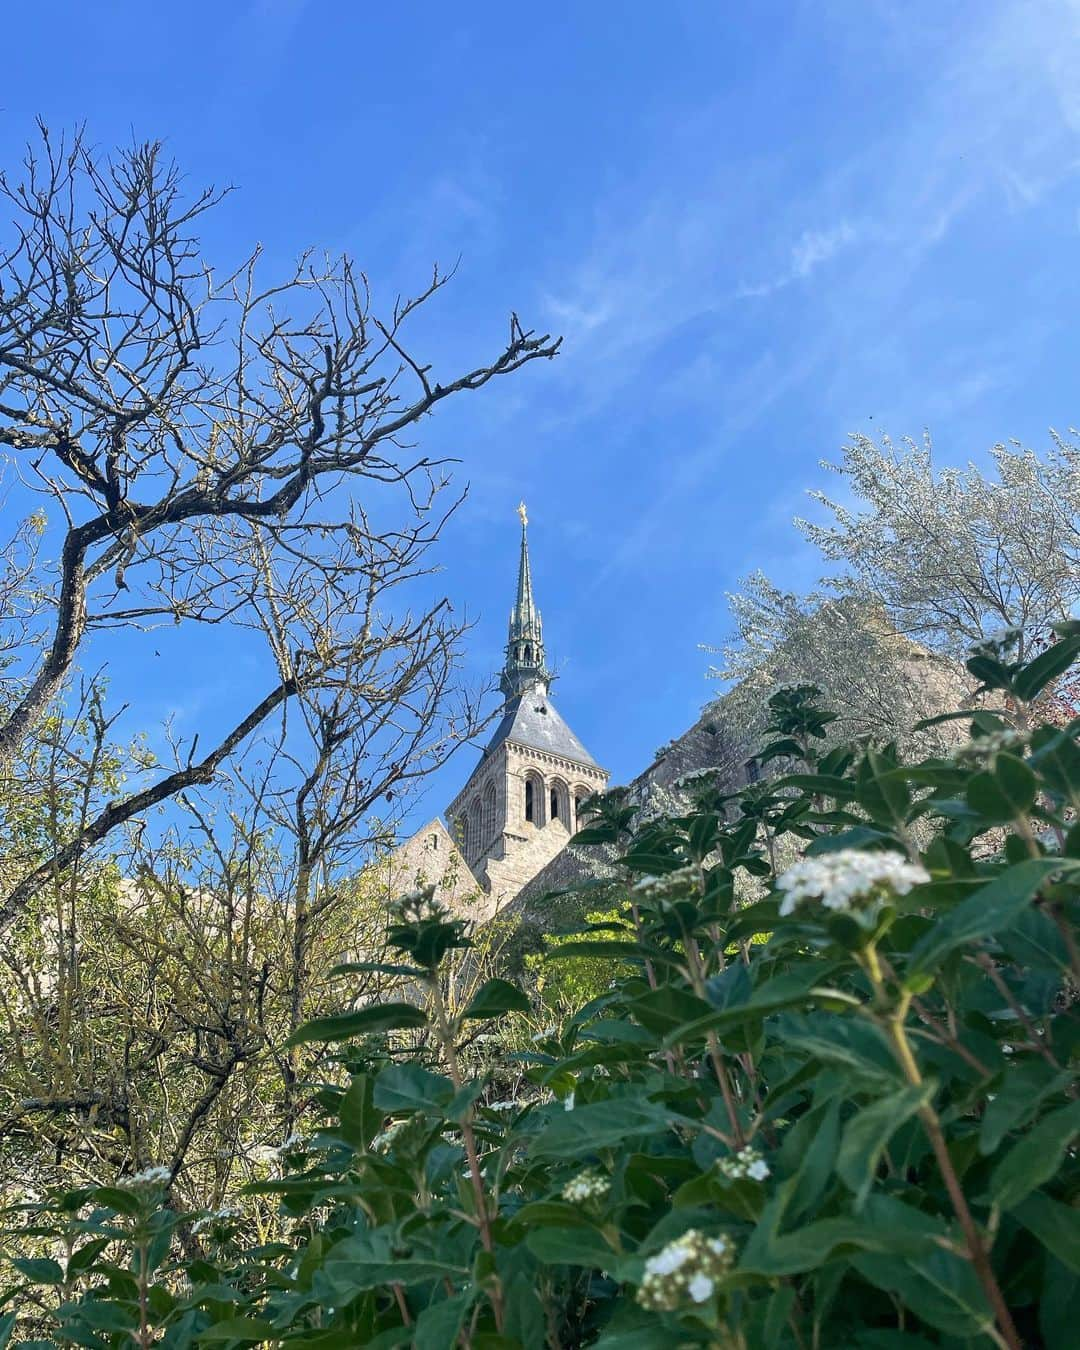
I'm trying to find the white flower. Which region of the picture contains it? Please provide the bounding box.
[191,1206,240,1235]
[719,1146,770,1182]
[632,866,699,902]
[776,850,929,919]
[561,1168,610,1205]
[121,1165,171,1187]
[637,1229,735,1311]
[687,1272,715,1303]
[644,1244,690,1277]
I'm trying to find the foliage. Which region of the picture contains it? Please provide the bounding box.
[719,432,1080,749]
[3,631,1080,1347]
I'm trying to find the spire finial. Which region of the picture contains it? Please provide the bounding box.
[500,500,548,699]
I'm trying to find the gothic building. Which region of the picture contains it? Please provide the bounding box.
[386,505,608,916]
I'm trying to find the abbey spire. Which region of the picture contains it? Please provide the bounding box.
[438,501,609,912]
[500,501,551,698]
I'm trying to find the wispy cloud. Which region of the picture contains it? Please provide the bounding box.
[737,220,861,298]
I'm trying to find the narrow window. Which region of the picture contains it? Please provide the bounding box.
[550,787,560,821]
[429,833,439,851]
[525,779,535,822]
[524,644,532,663]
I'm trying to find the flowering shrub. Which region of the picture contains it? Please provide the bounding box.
[2,623,1079,1347]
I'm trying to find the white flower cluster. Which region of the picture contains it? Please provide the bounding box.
[632,865,699,902]
[191,1205,240,1235]
[718,1147,769,1182]
[950,729,1026,764]
[637,1229,735,1311]
[776,850,929,919]
[561,1168,610,1205]
[372,1119,409,1152]
[121,1165,172,1188]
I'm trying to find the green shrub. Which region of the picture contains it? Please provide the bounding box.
[3,624,1079,1348]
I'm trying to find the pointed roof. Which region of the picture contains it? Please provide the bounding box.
[500,502,550,698]
[483,682,600,768]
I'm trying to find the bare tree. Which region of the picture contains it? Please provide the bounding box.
[0,123,559,929]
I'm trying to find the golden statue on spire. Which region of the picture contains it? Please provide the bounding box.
[517,500,528,528]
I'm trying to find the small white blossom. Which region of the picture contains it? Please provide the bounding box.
[191,1205,240,1235]
[561,1168,610,1205]
[632,865,699,902]
[776,850,929,920]
[121,1165,172,1188]
[637,1229,734,1311]
[687,1272,715,1303]
[718,1146,770,1182]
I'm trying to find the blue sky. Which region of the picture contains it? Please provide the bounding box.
[4,0,1080,839]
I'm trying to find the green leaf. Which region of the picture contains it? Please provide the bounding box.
[198,1318,281,1342]
[1011,1191,1080,1273]
[627,984,712,1037]
[836,1080,934,1208]
[66,1239,111,1277]
[87,1185,145,1216]
[978,1060,1073,1155]
[525,1225,614,1267]
[967,753,1037,821]
[284,1001,426,1047]
[413,1292,474,1350]
[313,1229,468,1299]
[337,1074,380,1149]
[1014,636,1080,702]
[11,1257,64,1283]
[373,1062,455,1114]
[990,1098,1080,1208]
[739,1195,940,1275]
[530,1098,676,1159]
[461,978,530,1020]
[908,858,1068,974]
[852,1248,995,1338]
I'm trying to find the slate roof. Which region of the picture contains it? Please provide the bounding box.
[482,686,599,768]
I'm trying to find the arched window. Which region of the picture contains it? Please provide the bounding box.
[573,788,591,828]
[457,815,469,855]
[523,770,545,827]
[524,644,533,663]
[469,797,483,856]
[548,778,569,827]
[483,781,497,842]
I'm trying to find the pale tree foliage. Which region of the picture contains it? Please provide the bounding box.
[718,432,1080,743]
[799,432,1080,656]
[0,125,555,1207]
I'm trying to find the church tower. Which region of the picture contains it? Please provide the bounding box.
[445,504,608,908]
